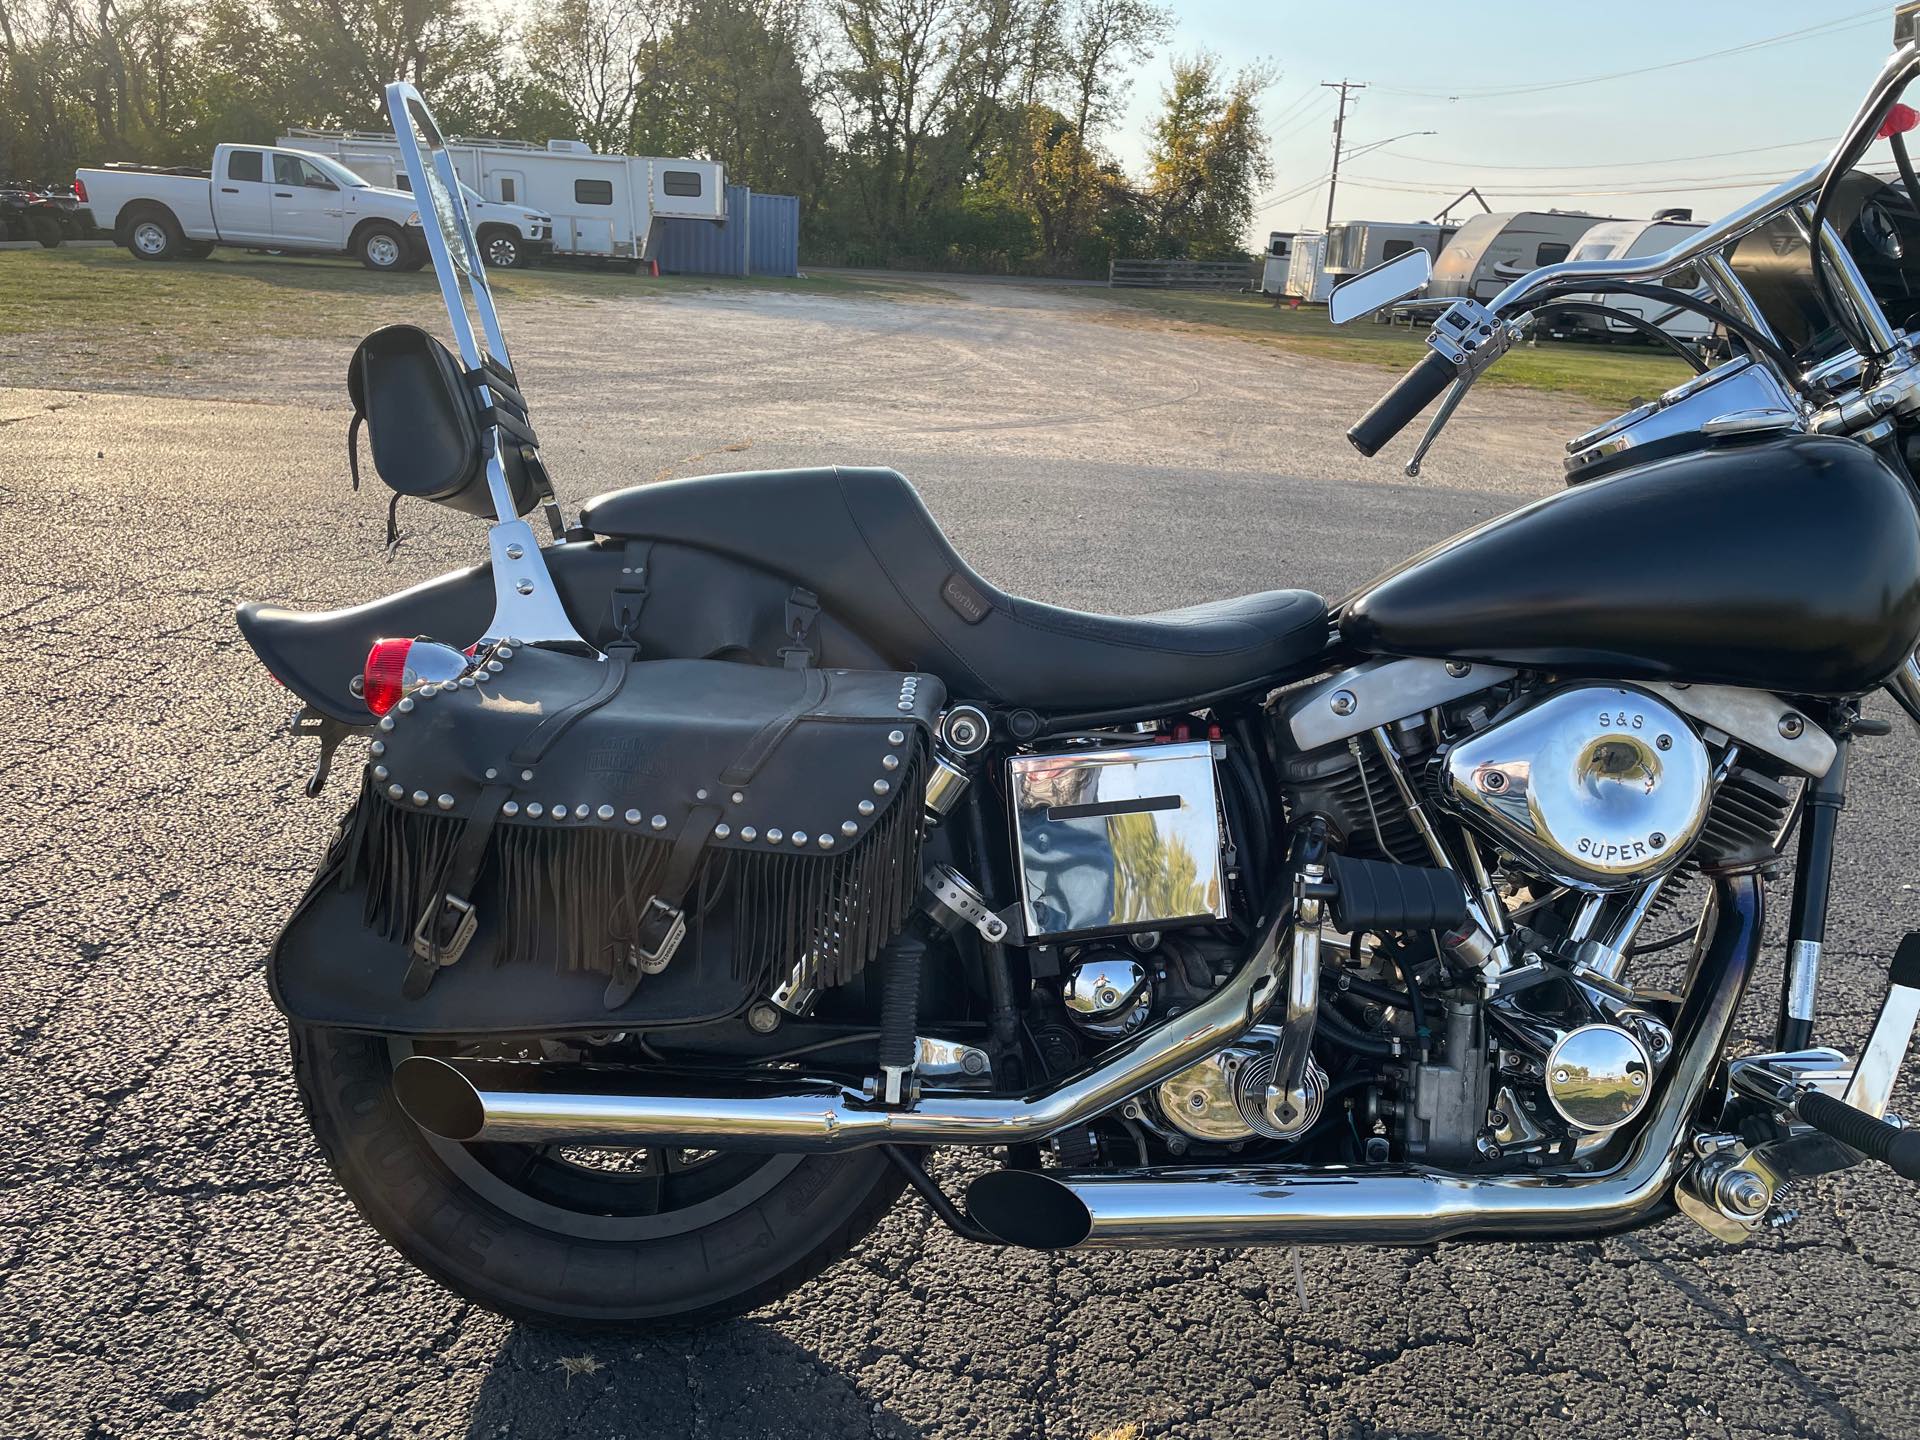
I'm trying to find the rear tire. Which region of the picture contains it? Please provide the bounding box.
[124,208,182,261]
[30,214,62,248]
[357,223,407,272]
[288,1025,906,1329]
[178,240,214,261]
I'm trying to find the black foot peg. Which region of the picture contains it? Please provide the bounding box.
[1796,1092,1920,1182]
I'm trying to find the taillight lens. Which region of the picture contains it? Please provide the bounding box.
[362,638,415,716]
[73,176,87,203]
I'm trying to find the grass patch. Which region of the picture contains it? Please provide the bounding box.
[0,246,920,363]
[1099,288,1694,412]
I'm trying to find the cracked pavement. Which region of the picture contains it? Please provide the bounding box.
[3,270,1919,1439]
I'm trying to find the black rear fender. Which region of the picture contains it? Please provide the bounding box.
[236,539,889,724]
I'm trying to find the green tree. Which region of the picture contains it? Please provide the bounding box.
[1145,51,1274,259]
[522,0,650,154]
[636,0,825,198]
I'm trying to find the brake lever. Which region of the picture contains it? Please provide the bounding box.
[1403,374,1473,478]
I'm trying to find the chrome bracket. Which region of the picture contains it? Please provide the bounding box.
[1266,866,1325,1136]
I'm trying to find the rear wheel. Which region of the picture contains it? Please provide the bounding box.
[30,213,62,248]
[178,240,214,261]
[357,223,407,272]
[289,1025,905,1328]
[124,208,182,261]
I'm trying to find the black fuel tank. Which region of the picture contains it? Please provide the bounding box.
[1341,434,1920,696]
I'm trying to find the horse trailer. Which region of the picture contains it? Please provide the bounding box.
[279,128,725,261]
[1323,220,1458,286]
[1260,231,1298,295]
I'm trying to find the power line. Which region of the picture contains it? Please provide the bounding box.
[1341,172,1829,201]
[1377,136,1835,173]
[1262,87,1325,133]
[1369,8,1882,102]
[1351,166,1816,194]
[1267,93,1335,146]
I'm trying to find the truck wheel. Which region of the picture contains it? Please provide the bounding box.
[479,228,524,269]
[357,223,407,272]
[289,1026,906,1329]
[125,209,182,261]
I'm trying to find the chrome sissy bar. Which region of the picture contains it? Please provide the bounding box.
[385,81,592,654]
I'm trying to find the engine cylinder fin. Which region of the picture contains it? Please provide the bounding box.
[1282,737,1429,867]
[1692,765,1798,871]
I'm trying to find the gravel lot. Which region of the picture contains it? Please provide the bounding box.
[4,269,1920,1440]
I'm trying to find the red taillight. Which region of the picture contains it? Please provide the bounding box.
[73,176,87,203]
[362,638,415,716]
[1881,103,1920,140]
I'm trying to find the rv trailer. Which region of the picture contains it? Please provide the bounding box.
[279,128,725,261]
[1546,212,1712,345]
[1323,219,1458,286]
[1259,231,1298,295]
[1428,210,1616,302]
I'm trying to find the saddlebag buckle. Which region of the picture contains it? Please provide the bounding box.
[631,896,688,972]
[411,893,479,968]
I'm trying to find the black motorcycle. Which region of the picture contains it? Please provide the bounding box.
[244,29,1920,1328]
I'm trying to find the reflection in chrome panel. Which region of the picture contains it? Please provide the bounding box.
[1008,740,1228,941]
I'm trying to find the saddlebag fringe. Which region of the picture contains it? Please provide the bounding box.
[326,744,924,993]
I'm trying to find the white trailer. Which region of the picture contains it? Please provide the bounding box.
[1284,233,1332,303]
[1550,215,1712,346]
[280,128,725,261]
[1429,210,1616,302]
[1259,231,1297,295]
[1323,220,1458,286]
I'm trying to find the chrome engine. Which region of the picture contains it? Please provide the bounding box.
[1245,665,1815,1171]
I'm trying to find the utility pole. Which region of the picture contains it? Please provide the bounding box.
[1321,79,1365,232]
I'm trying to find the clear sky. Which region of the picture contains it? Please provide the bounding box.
[1110,2,1901,239]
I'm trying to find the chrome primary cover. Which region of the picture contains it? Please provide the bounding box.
[1443,686,1712,889]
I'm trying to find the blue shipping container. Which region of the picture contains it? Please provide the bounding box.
[653,185,800,279]
[748,193,800,278]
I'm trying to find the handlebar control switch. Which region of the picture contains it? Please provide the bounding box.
[1427,300,1516,380]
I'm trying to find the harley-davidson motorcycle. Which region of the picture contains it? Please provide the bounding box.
[245,18,1920,1327]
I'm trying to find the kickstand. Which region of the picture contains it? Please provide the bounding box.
[881,1146,1000,1245]
[1291,1246,1309,1308]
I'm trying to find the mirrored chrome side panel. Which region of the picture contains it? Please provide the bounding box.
[1008,740,1228,942]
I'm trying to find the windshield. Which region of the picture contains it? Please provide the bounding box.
[305,153,370,189]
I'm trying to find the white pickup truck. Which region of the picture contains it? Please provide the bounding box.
[76,143,548,271]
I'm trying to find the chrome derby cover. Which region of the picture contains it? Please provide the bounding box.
[1443,686,1712,889]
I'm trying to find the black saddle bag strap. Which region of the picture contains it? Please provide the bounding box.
[781,586,821,669]
[403,780,514,998]
[719,668,829,788]
[605,803,724,1009]
[508,642,637,766]
[611,539,654,641]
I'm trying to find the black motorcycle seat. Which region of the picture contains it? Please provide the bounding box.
[579,466,1330,712]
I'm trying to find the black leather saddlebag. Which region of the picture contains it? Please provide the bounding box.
[271,645,944,1037]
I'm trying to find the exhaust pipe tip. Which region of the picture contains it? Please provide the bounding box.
[392,1055,486,1142]
[964,1169,1094,1250]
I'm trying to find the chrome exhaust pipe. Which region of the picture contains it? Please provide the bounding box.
[394,911,1290,1151]
[964,874,1762,1249]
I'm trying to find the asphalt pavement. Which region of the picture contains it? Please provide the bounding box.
[4,271,1919,1439]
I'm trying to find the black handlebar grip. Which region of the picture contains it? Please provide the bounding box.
[1346,348,1461,458]
[1798,1091,1920,1182]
